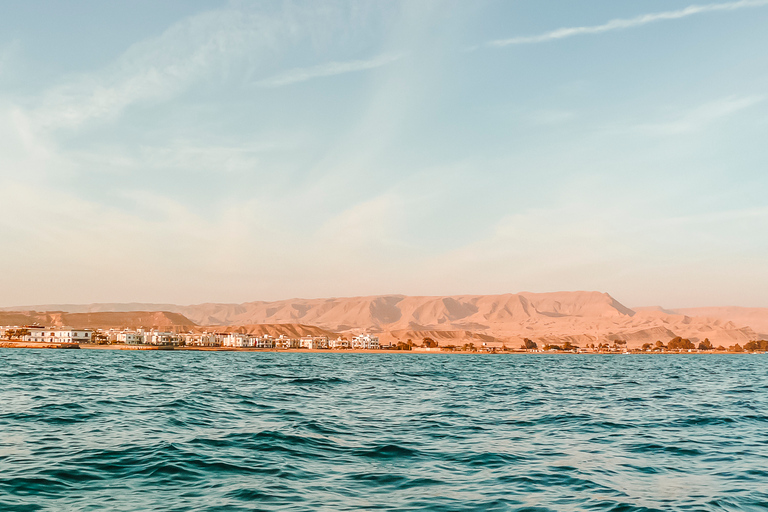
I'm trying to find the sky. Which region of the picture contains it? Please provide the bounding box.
[1,0,767,308]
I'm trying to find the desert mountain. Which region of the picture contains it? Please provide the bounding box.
[0,311,197,331]
[670,307,768,338]
[4,292,766,348]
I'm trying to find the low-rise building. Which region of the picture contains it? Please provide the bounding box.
[221,333,252,348]
[113,330,144,344]
[329,337,349,349]
[25,327,92,344]
[193,333,219,347]
[143,331,180,345]
[352,334,379,350]
[299,336,329,349]
[276,336,299,349]
[255,336,274,349]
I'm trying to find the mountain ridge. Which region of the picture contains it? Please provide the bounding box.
[3,292,766,348]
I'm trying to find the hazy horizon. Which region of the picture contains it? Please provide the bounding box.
[1,1,767,308]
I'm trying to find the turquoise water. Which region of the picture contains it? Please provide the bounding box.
[1,351,766,511]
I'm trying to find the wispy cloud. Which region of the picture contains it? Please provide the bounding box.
[254,53,402,88]
[30,9,281,130]
[487,0,768,47]
[637,95,764,135]
[28,3,363,131]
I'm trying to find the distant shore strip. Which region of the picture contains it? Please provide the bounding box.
[2,326,766,353]
[0,341,765,354]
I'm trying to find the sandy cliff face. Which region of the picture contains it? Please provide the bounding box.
[4,293,766,348]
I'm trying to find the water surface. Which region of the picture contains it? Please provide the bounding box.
[1,351,766,511]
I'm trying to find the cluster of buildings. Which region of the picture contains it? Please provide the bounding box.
[110,330,379,349]
[1,325,380,350]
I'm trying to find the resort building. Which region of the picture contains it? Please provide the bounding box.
[352,334,379,350]
[329,337,349,349]
[299,336,329,349]
[143,331,180,345]
[221,333,252,348]
[24,327,92,344]
[276,336,299,349]
[113,331,144,344]
[254,336,274,349]
[193,333,219,347]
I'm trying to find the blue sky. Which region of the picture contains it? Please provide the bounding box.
[1,0,767,307]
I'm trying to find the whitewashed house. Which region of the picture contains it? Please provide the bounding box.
[276,336,299,349]
[352,334,380,350]
[25,327,92,344]
[329,337,349,349]
[221,333,252,348]
[113,331,143,344]
[299,336,329,349]
[144,331,179,345]
[192,333,219,347]
[255,336,274,349]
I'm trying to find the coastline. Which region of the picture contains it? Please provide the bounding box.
[0,341,761,354]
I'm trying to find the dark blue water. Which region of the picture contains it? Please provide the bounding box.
[1,351,767,511]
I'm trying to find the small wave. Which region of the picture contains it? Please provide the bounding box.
[0,476,72,496]
[627,443,705,457]
[355,444,421,459]
[671,416,737,427]
[0,502,45,512]
[350,472,410,485]
[225,487,280,501]
[448,451,525,468]
[287,377,348,385]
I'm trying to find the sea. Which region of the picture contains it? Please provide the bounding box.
[1,350,766,511]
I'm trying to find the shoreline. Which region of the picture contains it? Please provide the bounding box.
[0,341,762,354]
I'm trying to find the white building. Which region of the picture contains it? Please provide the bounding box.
[221,333,252,348]
[25,327,92,344]
[299,336,328,349]
[276,336,299,349]
[112,330,144,344]
[352,334,379,350]
[143,331,180,346]
[329,337,349,349]
[191,333,219,347]
[255,336,274,349]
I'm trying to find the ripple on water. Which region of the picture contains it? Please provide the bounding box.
[0,351,767,511]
